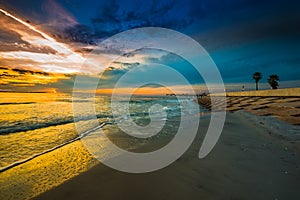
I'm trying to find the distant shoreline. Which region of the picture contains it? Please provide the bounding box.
[211,87,300,97]
[198,87,300,125]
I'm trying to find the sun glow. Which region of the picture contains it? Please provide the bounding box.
[0,8,93,75]
[0,8,80,56]
[0,8,103,91]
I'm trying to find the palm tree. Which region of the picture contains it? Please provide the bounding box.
[268,74,279,89]
[252,72,262,91]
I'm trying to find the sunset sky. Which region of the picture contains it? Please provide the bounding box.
[0,0,299,94]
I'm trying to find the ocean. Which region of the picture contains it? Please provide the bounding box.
[0,92,202,171]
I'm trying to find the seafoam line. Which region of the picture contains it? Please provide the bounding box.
[0,122,113,173]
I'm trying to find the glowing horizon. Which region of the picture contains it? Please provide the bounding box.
[1,1,300,94]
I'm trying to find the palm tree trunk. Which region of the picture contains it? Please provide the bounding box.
[255,82,258,91]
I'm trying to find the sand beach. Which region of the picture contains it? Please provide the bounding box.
[1,88,300,199]
[1,1,300,199]
[34,112,300,200]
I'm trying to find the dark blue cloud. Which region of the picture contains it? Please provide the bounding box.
[88,0,191,39]
[3,0,299,43]
[63,0,300,47]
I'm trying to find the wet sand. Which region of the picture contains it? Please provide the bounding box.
[32,112,300,200]
[0,140,98,200]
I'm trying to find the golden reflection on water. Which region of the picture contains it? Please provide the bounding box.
[0,93,75,167]
[0,140,98,200]
[0,92,66,104]
[0,92,185,199]
[0,93,112,200]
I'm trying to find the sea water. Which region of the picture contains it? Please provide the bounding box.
[0,92,202,170]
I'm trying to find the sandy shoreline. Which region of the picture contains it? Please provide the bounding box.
[210,88,300,97]
[0,117,180,200]
[1,88,300,199]
[0,140,99,200]
[25,112,300,200]
[198,88,300,125]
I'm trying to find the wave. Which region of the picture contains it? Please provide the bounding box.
[0,121,113,173]
[0,119,74,135]
[0,108,182,135]
[0,100,91,105]
[0,114,114,135]
[0,102,36,105]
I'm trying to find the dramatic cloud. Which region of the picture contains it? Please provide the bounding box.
[42,0,78,29]
[0,67,69,87]
[0,0,299,93]
[0,7,105,77]
[90,0,191,38]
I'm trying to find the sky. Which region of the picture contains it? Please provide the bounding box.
[0,0,300,93]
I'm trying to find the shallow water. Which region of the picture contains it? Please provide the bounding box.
[0,92,202,169]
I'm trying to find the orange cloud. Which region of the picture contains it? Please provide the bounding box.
[94,87,172,95]
[0,67,70,86]
[0,8,92,74]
